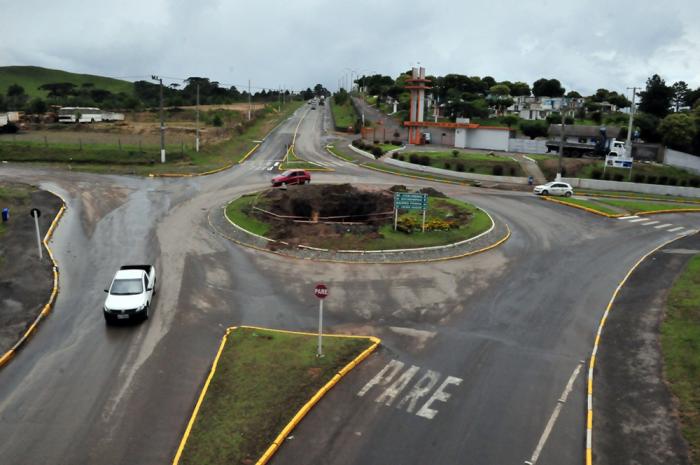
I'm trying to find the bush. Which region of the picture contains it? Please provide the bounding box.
[633,174,645,183]
[398,154,405,161]
[425,218,456,231]
[389,185,408,192]
[492,165,504,176]
[374,140,380,144]
[520,120,549,139]
[468,167,475,172]
[659,175,668,185]
[452,150,459,157]
[613,174,624,182]
[212,115,223,127]
[392,153,398,159]
[371,147,383,158]
[396,215,420,233]
[602,172,611,181]
[444,161,451,170]
[689,178,700,188]
[409,153,420,164]
[668,177,678,186]
[591,169,603,180]
[646,175,658,184]
[419,155,431,166]
[679,179,688,187]
[392,140,402,146]
[456,162,465,172]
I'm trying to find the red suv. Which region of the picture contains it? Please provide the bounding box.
[271,170,311,187]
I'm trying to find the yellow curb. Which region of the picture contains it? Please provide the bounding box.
[149,143,261,178]
[580,192,700,205]
[215,205,510,265]
[636,208,700,216]
[171,326,381,465]
[539,196,623,218]
[0,190,66,369]
[361,162,471,187]
[584,232,693,465]
[325,146,356,164]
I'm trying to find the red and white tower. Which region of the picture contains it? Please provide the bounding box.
[405,67,432,145]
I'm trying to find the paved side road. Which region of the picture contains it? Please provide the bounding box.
[594,232,699,465]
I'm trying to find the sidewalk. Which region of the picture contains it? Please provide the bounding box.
[593,233,699,465]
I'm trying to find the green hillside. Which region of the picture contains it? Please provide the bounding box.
[0,66,134,98]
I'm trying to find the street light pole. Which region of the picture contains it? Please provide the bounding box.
[625,87,639,152]
[152,75,166,163]
[195,83,200,152]
[557,99,567,181]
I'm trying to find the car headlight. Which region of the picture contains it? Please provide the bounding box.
[137,303,146,311]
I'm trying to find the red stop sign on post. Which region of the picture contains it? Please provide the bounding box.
[314,284,329,299]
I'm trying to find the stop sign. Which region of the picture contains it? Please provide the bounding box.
[314,283,328,299]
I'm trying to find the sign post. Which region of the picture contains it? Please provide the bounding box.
[30,208,42,260]
[314,283,329,357]
[393,192,428,232]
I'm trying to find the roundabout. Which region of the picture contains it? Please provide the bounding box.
[211,183,510,263]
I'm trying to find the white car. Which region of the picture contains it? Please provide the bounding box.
[103,265,156,323]
[533,181,573,197]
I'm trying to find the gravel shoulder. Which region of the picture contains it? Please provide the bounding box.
[0,183,62,354]
[594,232,700,465]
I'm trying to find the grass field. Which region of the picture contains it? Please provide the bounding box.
[396,150,523,176]
[547,197,622,215]
[591,198,700,214]
[0,184,33,242]
[331,98,357,130]
[177,327,373,465]
[326,145,357,163]
[225,194,271,236]
[0,101,302,175]
[0,65,134,99]
[579,189,700,203]
[662,254,700,463]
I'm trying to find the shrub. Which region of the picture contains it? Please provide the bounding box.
[668,177,678,186]
[679,179,688,187]
[468,167,474,172]
[389,185,408,192]
[602,172,611,181]
[392,140,402,146]
[392,153,398,159]
[393,131,400,138]
[509,167,516,176]
[371,146,383,158]
[396,215,420,233]
[409,153,420,164]
[444,161,451,170]
[633,174,645,183]
[561,167,567,177]
[456,162,465,172]
[419,155,431,166]
[591,169,603,179]
[688,178,700,188]
[374,140,380,144]
[452,150,459,158]
[613,174,624,182]
[646,175,658,184]
[212,115,223,127]
[492,165,504,176]
[398,154,405,161]
[658,176,668,185]
[425,218,456,231]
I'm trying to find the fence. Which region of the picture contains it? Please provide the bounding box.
[664,147,700,175]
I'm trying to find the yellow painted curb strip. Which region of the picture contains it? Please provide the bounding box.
[539,196,623,218]
[636,208,700,216]
[171,326,381,465]
[581,192,700,205]
[361,162,471,187]
[584,232,694,465]
[0,190,66,369]
[149,143,261,178]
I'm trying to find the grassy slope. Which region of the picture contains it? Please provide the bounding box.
[225,195,270,236]
[179,328,372,465]
[331,99,357,129]
[549,197,621,215]
[662,255,700,463]
[593,198,700,213]
[399,151,523,176]
[0,65,134,98]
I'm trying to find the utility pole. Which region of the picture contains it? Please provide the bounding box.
[278,85,282,112]
[557,98,567,180]
[247,79,252,121]
[152,75,166,163]
[195,83,200,152]
[625,87,639,152]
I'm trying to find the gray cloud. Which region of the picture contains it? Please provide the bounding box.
[2,0,699,95]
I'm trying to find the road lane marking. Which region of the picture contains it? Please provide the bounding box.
[525,362,583,465]
[655,223,673,229]
[668,226,684,232]
[643,221,659,226]
[415,376,462,420]
[629,218,650,223]
[618,215,639,220]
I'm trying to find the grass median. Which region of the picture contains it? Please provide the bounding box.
[394,150,523,177]
[662,254,700,462]
[547,195,700,216]
[177,327,375,465]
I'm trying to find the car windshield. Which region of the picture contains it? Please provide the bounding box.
[110,279,143,295]
[281,170,295,176]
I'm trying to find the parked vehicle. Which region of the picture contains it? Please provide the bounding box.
[58,107,103,123]
[533,181,573,197]
[271,170,311,187]
[103,265,156,323]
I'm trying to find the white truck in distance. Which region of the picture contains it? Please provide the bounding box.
[103,265,156,324]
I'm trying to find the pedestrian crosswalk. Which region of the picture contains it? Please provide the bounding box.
[243,157,349,171]
[617,215,698,235]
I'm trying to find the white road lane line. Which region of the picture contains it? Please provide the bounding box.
[525,362,583,465]
[643,221,660,226]
[668,226,685,232]
[655,223,673,229]
[618,216,639,220]
[629,218,650,223]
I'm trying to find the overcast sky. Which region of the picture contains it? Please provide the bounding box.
[2,0,699,96]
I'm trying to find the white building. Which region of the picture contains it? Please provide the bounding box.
[507,96,583,120]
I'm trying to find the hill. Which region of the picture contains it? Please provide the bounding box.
[0,66,134,99]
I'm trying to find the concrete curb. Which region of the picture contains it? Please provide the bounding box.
[0,189,66,369]
[148,143,261,178]
[171,326,381,465]
[580,192,700,205]
[584,231,696,465]
[539,196,623,218]
[212,196,510,265]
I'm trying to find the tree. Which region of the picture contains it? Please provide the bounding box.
[489,84,510,96]
[482,76,496,89]
[5,83,28,110]
[686,87,700,108]
[333,88,349,106]
[659,113,697,152]
[301,88,314,100]
[634,112,661,143]
[510,82,531,97]
[638,74,673,118]
[28,98,47,114]
[39,82,77,98]
[606,92,631,109]
[671,81,690,112]
[7,84,25,97]
[520,120,548,139]
[532,78,565,97]
[501,114,519,128]
[566,90,582,98]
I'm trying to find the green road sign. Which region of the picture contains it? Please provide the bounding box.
[394,192,428,210]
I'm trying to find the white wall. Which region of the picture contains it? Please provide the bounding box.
[465,128,510,151]
[563,177,700,198]
[664,148,700,175]
[386,158,529,184]
[508,138,548,154]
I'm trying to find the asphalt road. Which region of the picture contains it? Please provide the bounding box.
[0,104,698,465]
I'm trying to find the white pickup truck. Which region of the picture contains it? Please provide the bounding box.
[103,265,156,324]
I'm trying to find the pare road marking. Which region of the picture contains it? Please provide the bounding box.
[357,359,463,420]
